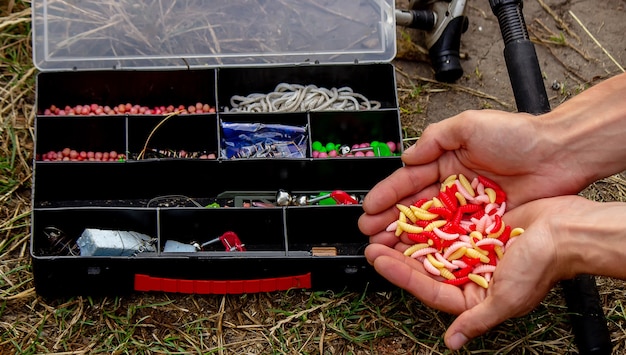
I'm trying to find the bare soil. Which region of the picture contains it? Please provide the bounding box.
[394,0,625,131]
[5,1,626,354]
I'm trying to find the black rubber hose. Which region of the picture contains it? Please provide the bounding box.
[489,1,612,354]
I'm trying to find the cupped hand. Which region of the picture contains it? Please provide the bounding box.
[365,195,589,350]
[359,110,586,246]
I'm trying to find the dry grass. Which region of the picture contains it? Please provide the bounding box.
[2,1,626,354]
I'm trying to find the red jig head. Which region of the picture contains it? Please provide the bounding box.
[201,231,246,252]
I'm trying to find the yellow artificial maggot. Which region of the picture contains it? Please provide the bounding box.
[397,221,424,234]
[494,245,504,259]
[421,200,434,210]
[465,248,490,263]
[427,253,445,268]
[469,231,483,241]
[441,174,458,190]
[484,187,497,204]
[431,197,444,208]
[487,221,506,238]
[455,192,467,206]
[446,246,467,260]
[459,174,476,197]
[396,204,417,223]
[403,243,430,256]
[424,220,447,232]
[409,205,439,220]
[439,267,456,280]
[511,227,525,237]
[468,273,489,289]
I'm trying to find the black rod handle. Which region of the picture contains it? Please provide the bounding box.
[489,1,612,353]
[562,275,613,354]
[490,0,549,114]
[503,40,550,114]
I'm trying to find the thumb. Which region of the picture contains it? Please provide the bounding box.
[444,297,509,350]
[402,115,471,166]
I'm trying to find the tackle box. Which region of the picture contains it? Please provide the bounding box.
[30,0,403,298]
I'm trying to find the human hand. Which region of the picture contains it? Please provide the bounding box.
[359,110,584,247]
[361,73,626,247]
[365,195,590,350]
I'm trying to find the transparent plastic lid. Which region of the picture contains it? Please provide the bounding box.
[32,0,396,71]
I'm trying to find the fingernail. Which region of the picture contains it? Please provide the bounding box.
[447,333,469,350]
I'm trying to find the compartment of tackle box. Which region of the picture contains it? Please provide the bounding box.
[30,0,402,298]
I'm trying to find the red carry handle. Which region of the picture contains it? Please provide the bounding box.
[134,273,311,294]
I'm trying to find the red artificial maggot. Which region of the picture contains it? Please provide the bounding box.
[445,276,471,286]
[477,176,507,203]
[488,215,503,234]
[428,206,453,220]
[412,198,430,208]
[407,232,431,244]
[453,266,472,278]
[494,189,507,204]
[487,251,498,266]
[498,225,512,245]
[415,220,431,228]
[461,255,482,267]
[438,190,458,212]
[458,203,482,214]
[477,175,501,191]
[441,221,466,235]
[470,209,486,220]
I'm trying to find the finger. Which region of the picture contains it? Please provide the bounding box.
[365,229,404,248]
[365,244,466,315]
[358,181,439,236]
[358,208,402,237]
[362,163,440,215]
[444,296,511,350]
[364,243,422,267]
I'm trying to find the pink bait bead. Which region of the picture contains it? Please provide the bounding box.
[365,151,375,157]
[386,141,397,152]
[359,142,370,148]
[354,151,365,157]
[318,152,328,158]
[328,150,338,157]
[312,151,319,158]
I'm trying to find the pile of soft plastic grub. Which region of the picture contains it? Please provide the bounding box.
[387,174,524,288]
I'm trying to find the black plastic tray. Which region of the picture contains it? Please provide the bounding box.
[31,63,403,298]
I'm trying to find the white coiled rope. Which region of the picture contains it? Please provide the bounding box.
[225,83,382,112]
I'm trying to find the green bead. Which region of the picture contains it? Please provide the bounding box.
[317,192,337,205]
[312,141,323,151]
[318,147,327,153]
[325,142,336,152]
[377,143,392,156]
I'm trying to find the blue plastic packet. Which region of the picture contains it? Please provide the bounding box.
[220,122,308,159]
